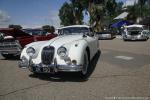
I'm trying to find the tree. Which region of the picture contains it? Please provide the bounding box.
[88,0,105,32]
[138,0,147,17]
[59,1,84,26]
[127,5,138,23]
[105,0,117,25]
[9,24,22,29]
[42,25,51,32]
[126,0,149,23]
[116,1,123,15]
[59,0,138,32]
[42,25,55,33]
[70,0,84,24]
[59,2,75,26]
[106,0,117,17]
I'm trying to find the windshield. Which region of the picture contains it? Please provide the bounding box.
[22,29,47,36]
[127,27,143,31]
[58,27,90,35]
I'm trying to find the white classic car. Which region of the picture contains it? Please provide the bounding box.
[122,24,149,41]
[19,25,99,77]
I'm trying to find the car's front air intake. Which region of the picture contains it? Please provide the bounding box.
[41,46,55,65]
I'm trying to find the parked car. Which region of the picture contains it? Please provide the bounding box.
[19,25,100,77]
[96,31,116,40]
[0,28,57,59]
[122,24,149,41]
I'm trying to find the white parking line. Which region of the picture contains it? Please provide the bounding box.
[115,56,134,60]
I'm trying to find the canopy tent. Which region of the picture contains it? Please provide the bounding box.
[114,12,129,20]
[110,20,131,28]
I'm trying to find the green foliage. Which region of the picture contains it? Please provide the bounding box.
[59,1,84,26]
[42,25,51,30]
[70,0,84,24]
[127,0,150,20]
[8,24,22,29]
[89,3,105,31]
[59,2,75,26]
[105,0,117,16]
[42,25,55,33]
[58,0,149,31]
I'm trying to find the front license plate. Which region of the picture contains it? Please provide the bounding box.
[42,67,54,73]
[131,37,136,40]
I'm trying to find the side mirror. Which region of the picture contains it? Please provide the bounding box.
[89,32,95,37]
[83,32,88,38]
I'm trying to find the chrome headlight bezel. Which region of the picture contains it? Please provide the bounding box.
[57,46,68,58]
[26,47,36,57]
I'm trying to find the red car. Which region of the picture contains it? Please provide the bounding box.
[0,28,57,59]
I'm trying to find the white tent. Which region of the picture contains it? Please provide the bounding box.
[114,12,129,20]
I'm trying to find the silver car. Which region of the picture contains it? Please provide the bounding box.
[123,24,149,41]
[96,31,116,40]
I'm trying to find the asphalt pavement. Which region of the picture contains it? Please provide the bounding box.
[0,38,150,100]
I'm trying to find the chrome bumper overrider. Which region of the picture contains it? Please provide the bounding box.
[19,57,83,73]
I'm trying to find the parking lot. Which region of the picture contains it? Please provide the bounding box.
[0,38,150,100]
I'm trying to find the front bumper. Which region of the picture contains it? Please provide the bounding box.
[123,35,148,40]
[30,64,83,73]
[98,34,112,39]
[0,41,22,55]
[19,57,83,73]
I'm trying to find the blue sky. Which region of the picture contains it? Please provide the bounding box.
[0,0,137,28]
[0,0,69,28]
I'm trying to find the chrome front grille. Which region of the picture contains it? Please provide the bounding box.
[0,41,21,52]
[41,46,55,65]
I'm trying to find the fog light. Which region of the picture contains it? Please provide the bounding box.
[19,56,29,68]
[72,60,77,65]
[64,57,71,65]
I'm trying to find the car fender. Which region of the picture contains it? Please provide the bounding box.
[20,47,29,60]
[20,41,48,61]
[68,40,88,65]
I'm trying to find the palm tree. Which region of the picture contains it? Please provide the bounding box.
[70,0,84,24]
[59,2,75,26]
[138,0,147,17]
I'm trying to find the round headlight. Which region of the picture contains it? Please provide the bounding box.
[57,46,67,58]
[26,47,35,57]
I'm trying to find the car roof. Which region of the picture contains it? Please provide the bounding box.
[125,24,144,28]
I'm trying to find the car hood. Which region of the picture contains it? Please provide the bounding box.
[25,35,85,60]
[27,35,84,50]
[45,35,84,48]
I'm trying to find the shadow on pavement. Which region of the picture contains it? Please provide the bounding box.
[0,58,20,61]
[0,55,20,61]
[29,50,101,82]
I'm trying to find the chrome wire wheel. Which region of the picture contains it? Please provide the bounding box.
[82,52,89,75]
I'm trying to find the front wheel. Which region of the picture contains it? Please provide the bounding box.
[80,52,89,79]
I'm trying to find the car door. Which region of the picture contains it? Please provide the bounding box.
[85,35,98,59]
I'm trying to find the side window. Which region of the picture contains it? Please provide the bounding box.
[41,31,47,36]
